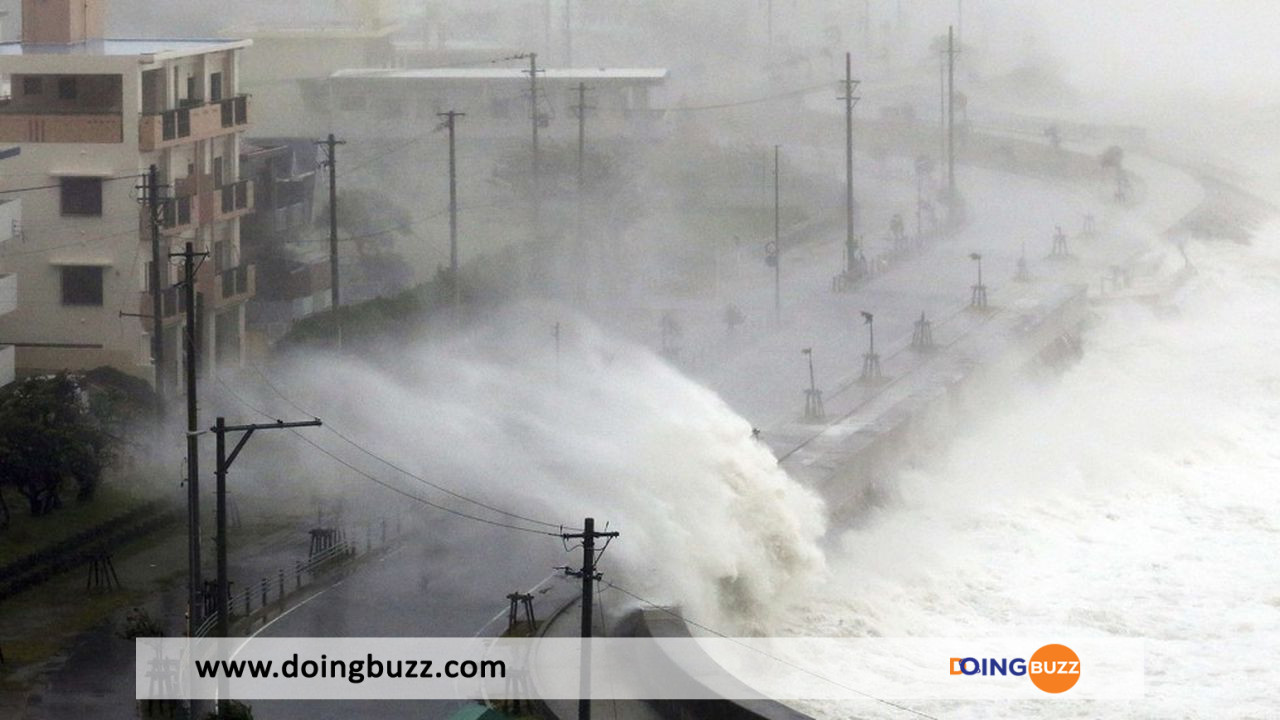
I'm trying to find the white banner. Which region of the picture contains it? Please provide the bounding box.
[136,636,1144,701]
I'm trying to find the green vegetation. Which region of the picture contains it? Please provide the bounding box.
[0,373,134,528]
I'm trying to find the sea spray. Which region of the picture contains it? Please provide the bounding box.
[266,305,828,632]
[783,235,1280,717]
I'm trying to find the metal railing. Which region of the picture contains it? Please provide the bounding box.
[191,516,403,637]
[157,107,193,142]
[219,95,249,128]
[160,195,193,230]
[220,180,250,214]
[219,264,251,299]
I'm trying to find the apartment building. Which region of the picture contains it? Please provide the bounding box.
[0,0,253,390]
[239,138,329,348]
[0,196,19,387]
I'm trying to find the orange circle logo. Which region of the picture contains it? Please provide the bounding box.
[1028,644,1081,693]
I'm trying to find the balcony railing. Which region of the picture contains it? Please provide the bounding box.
[160,195,195,232]
[217,264,255,304]
[217,180,253,219]
[219,96,249,129]
[140,95,251,151]
[160,286,185,318]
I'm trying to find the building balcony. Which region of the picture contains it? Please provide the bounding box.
[216,264,255,307]
[138,95,251,152]
[141,194,197,236]
[214,179,253,221]
[0,272,15,317]
[0,199,20,243]
[0,110,122,143]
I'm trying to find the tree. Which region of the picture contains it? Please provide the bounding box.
[0,374,118,522]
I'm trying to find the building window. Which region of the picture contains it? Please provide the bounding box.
[57,77,77,100]
[22,77,42,96]
[60,266,104,306]
[60,177,103,216]
[210,72,223,102]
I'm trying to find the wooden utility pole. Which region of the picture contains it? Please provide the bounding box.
[145,165,166,407]
[213,416,322,713]
[170,241,207,635]
[773,145,781,321]
[316,134,346,310]
[572,84,592,300]
[438,111,465,305]
[561,518,619,720]
[946,25,957,208]
[564,0,573,65]
[841,53,861,277]
[527,53,542,239]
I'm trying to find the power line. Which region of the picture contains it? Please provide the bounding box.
[216,368,573,534]
[0,171,144,195]
[289,430,562,538]
[243,363,572,531]
[603,582,941,720]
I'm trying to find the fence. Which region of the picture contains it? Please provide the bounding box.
[193,515,403,638]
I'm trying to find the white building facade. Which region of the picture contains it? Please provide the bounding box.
[0,0,254,390]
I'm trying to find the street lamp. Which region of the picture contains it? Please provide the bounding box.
[969,252,987,309]
[860,311,882,382]
[801,348,824,420]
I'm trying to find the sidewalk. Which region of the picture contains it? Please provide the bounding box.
[0,507,372,720]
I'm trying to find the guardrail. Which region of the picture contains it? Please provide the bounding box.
[192,516,403,637]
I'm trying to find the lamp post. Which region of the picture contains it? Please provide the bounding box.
[969,252,987,309]
[802,348,823,420]
[860,311,881,382]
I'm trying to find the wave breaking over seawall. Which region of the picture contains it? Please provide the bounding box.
[277,305,828,632]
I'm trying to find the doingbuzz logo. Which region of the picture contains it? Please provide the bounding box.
[950,644,1081,694]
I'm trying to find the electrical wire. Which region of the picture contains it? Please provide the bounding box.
[604,582,942,720]
[289,429,562,538]
[0,171,144,195]
[243,362,573,531]
[213,369,571,537]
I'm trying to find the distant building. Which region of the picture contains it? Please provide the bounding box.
[225,0,399,137]
[0,0,254,388]
[326,67,669,142]
[238,139,330,347]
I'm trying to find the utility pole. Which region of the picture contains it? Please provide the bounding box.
[840,53,861,277]
[526,53,543,240]
[564,0,573,65]
[574,83,590,198]
[561,518,619,720]
[766,0,773,47]
[946,25,957,212]
[213,416,322,713]
[572,83,593,301]
[438,111,465,307]
[316,134,346,311]
[170,242,207,635]
[773,144,781,322]
[143,165,167,408]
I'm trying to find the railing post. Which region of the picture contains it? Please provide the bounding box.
[278,569,284,601]
[243,587,250,616]
[261,577,268,608]
[295,560,302,590]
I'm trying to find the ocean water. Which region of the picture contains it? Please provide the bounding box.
[779,233,1280,718]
